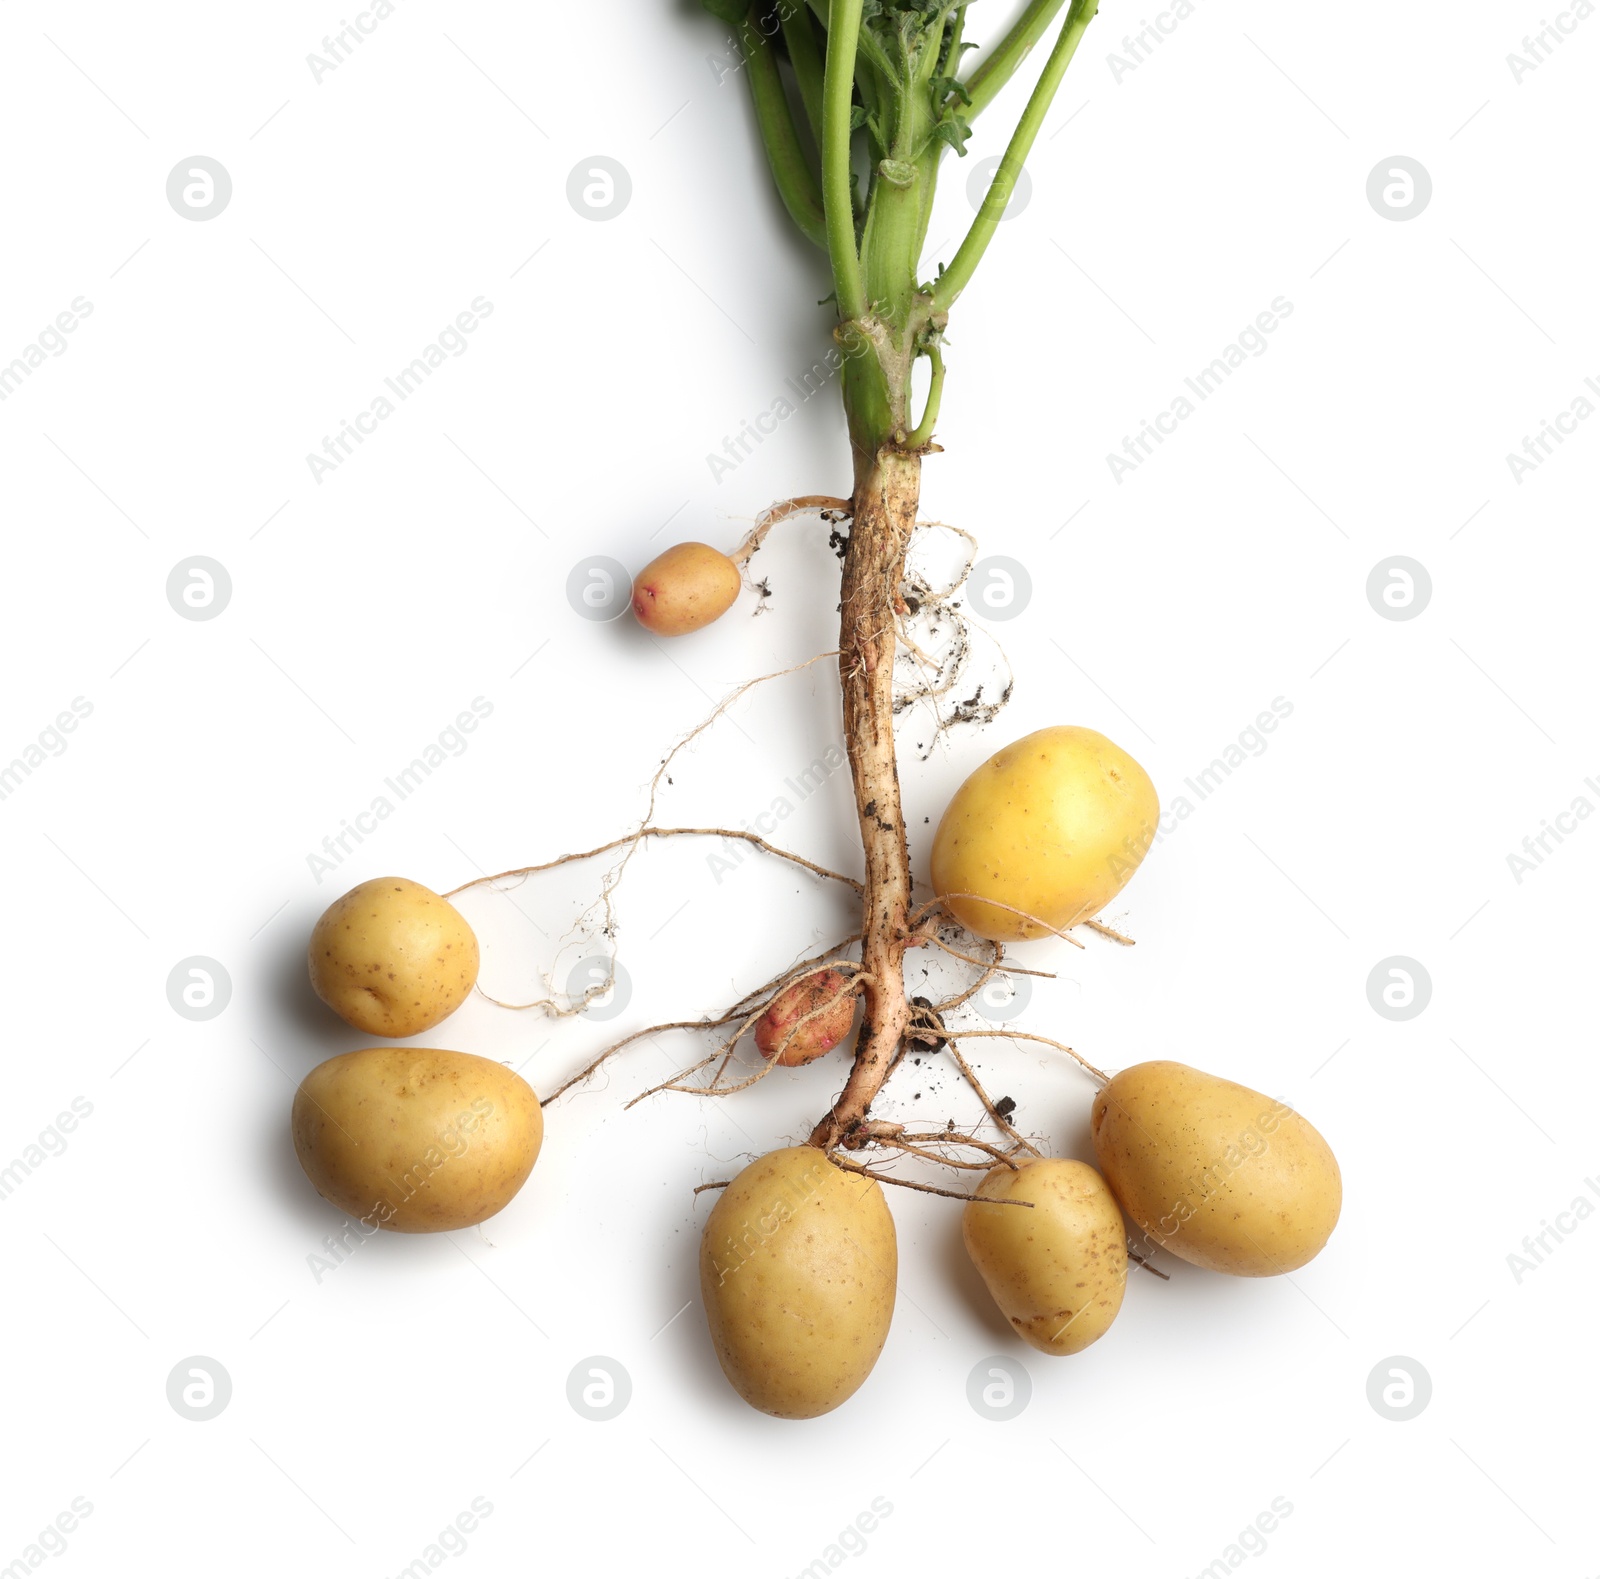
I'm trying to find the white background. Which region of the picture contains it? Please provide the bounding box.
[2,1,1596,1575]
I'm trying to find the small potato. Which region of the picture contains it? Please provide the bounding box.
[309,877,478,1038]
[963,1157,1127,1356]
[930,725,1159,941]
[292,1046,542,1233]
[632,542,742,636]
[1091,1061,1342,1276]
[701,1147,896,1418]
[754,970,856,1066]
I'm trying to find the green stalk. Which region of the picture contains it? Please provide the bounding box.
[942,4,970,73]
[822,0,869,322]
[915,1,959,85]
[741,10,828,248]
[778,3,826,143]
[962,0,1070,120]
[902,341,946,449]
[859,100,933,333]
[932,0,1097,314]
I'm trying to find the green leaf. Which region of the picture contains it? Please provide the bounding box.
[700,0,749,26]
[931,112,972,154]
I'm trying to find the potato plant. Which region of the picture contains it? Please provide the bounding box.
[290,0,1343,1420]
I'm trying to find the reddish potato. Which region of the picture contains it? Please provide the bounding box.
[632,542,742,636]
[754,970,856,1066]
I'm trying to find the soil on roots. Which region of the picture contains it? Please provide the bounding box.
[810,449,923,1152]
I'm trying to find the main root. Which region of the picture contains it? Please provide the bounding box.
[448,474,1139,1199]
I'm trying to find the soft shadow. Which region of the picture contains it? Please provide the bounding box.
[254,901,358,1227]
[268,916,348,1065]
[255,1094,339,1236]
[1057,1098,1096,1164]
[935,1192,1015,1342]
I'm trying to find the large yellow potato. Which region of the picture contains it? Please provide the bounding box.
[1091,1061,1341,1276]
[930,726,1159,941]
[292,1047,542,1233]
[309,877,478,1037]
[631,542,742,636]
[700,1147,896,1418]
[963,1157,1127,1355]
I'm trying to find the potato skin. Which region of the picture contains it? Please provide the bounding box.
[308,877,478,1038]
[753,970,856,1066]
[1091,1061,1342,1276]
[631,542,742,636]
[963,1157,1127,1356]
[700,1147,896,1418]
[292,1047,542,1233]
[930,726,1159,942]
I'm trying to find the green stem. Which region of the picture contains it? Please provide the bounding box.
[859,88,933,334]
[852,23,899,89]
[962,0,1069,120]
[938,3,970,81]
[855,63,886,166]
[932,0,1097,314]
[822,0,868,320]
[914,15,944,84]
[779,3,826,144]
[740,10,827,247]
[902,342,945,448]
